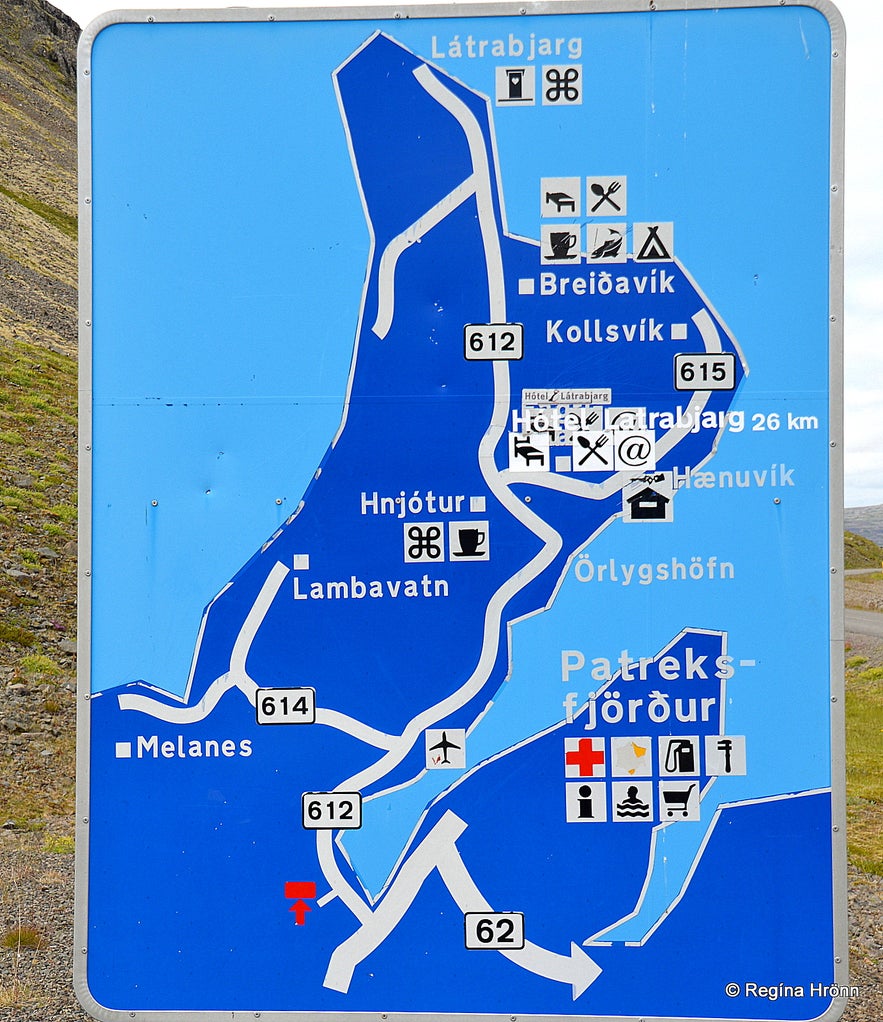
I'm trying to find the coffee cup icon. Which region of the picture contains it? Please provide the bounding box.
[454,527,486,558]
[549,231,578,260]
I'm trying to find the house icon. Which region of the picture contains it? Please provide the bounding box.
[625,486,671,521]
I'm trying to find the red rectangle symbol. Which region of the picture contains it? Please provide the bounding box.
[285,881,317,900]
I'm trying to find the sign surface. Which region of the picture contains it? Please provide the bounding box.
[76,3,847,1020]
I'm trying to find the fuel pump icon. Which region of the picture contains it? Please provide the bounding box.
[664,738,696,774]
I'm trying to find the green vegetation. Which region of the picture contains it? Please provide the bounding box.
[0,340,77,400]
[0,621,37,647]
[0,485,44,511]
[46,501,76,523]
[42,834,74,855]
[0,926,47,951]
[18,654,62,679]
[0,338,77,675]
[844,529,883,570]
[845,654,883,876]
[0,183,76,239]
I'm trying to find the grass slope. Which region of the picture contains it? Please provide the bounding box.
[845,646,883,876]
[846,530,883,570]
[0,0,79,835]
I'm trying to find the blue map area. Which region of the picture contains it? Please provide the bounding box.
[84,28,838,1022]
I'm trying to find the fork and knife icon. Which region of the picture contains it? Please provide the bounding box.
[590,180,622,212]
[576,433,611,467]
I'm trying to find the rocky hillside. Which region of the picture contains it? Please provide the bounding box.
[0,0,77,355]
[0,0,78,831]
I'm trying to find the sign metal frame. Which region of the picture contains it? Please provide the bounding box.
[76,2,847,1020]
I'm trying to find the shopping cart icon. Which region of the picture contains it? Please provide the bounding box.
[662,782,697,818]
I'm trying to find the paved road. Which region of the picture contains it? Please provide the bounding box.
[845,607,883,638]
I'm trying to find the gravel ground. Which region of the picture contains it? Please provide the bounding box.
[847,866,883,1020]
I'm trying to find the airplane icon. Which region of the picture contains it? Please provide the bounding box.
[430,731,460,764]
[425,728,466,769]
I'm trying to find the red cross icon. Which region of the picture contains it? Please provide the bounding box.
[565,738,605,776]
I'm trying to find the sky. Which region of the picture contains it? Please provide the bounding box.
[52,0,882,508]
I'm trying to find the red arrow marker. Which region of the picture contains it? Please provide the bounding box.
[289,899,312,925]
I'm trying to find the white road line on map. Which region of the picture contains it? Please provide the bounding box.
[228,560,289,680]
[117,672,238,723]
[691,306,723,354]
[314,709,398,750]
[415,67,529,522]
[324,810,468,992]
[436,826,601,999]
[325,808,599,997]
[117,562,290,721]
[413,65,504,320]
[317,828,373,924]
[117,569,399,759]
[372,175,477,339]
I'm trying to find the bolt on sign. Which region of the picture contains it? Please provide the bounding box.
[76,2,846,1021]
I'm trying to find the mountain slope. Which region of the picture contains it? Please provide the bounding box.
[0,0,78,829]
[0,0,77,356]
[845,505,883,548]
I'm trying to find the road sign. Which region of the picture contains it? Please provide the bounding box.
[76,3,847,1020]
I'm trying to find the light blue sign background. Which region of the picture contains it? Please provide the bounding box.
[82,7,841,1018]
